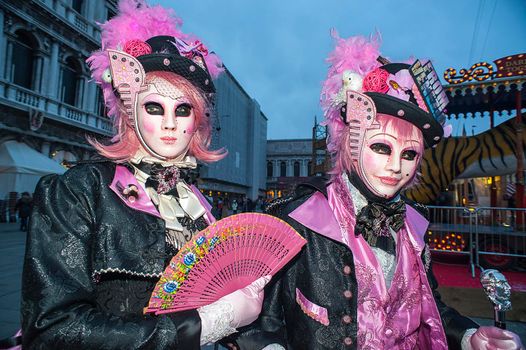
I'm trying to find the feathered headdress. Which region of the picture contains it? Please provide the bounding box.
[87,0,223,121]
[321,30,448,161]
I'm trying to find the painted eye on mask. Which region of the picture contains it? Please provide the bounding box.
[402,150,418,161]
[175,103,192,117]
[144,102,164,115]
[370,143,391,155]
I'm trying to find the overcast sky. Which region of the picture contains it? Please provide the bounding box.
[153,0,526,139]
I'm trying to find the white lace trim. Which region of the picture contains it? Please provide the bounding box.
[262,344,286,350]
[423,244,432,272]
[130,152,197,169]
[198,299,237,345]
[461,328,478,350]
[371,246,396,288]
[342,173,368,216]
[92,267,162,279]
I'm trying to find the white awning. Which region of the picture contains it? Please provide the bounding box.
[0,141,66,198]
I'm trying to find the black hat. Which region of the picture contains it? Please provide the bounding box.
[362,62,447,147]
[136,35,215,94]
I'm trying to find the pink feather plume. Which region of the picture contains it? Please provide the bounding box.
[87,0,223,120]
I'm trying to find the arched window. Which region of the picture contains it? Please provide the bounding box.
[280,161,287,177]
[293,161,300,177]
[11,30,36,89]
[61,57,82,107]
[267,161,273,177]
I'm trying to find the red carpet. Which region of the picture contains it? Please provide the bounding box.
[432,262,526,292]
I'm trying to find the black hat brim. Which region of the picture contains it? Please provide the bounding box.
[138,53,215,94]
[365,92,443,147]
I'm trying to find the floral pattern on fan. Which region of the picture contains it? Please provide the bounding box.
[144,213,306,314]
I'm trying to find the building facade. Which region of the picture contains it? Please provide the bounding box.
[0,0,267,216]
[200,69,268,201]
[266,139,313,198]
[0,0,114,166]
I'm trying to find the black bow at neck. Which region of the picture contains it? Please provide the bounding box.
[131,162,192,196]
[348,172,407,255]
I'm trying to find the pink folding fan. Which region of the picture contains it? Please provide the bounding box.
[144,213,306,314]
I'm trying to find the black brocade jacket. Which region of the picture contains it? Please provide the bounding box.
[21,162,202,349]
[231,180,478,350]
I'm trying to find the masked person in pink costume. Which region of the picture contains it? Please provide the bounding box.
[20,1,269,349]
[229,34,524,350]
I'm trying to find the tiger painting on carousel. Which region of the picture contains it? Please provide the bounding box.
[405,118,525,204]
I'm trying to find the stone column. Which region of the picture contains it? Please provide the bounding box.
[46,41,59,98]
[83,78,96,113]
[33,55,44,93]
[85,0,94,20]
[0,10,5,79]
[76,76,85,108]
[300,159,308,177]
[5,41,13,81]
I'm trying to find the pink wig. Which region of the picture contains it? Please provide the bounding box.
[90,72,226,162]
[87,0,224,162]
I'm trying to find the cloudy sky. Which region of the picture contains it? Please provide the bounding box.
[153,0,526,139]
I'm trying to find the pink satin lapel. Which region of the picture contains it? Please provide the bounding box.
[404,205,429,254]
[189,184,216,224]
[289,191,343,244]
[109,165,161,218]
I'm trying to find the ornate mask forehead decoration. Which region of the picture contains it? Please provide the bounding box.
[339,59,448,154]
[107,35,216,127]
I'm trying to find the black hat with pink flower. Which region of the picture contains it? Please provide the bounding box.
[123,35,216,94]
[360,60,448,147]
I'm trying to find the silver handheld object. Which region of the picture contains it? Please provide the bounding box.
[480,269,512,329]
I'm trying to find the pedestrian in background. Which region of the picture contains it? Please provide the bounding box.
[15,192,32,232]
[231,198,239,214]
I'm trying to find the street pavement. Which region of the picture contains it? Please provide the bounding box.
[1,222,525,344]
[0,223,24,341]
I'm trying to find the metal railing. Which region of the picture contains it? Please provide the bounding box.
[427,206,526,277]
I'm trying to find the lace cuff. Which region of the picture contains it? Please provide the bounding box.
[198,299,237,345]
[461,328,478,350]
[262,344,286,350]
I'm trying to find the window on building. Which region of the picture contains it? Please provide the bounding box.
[308,161,312,176]
[107,8,116,20]
[71,0,84,14]
[267,161,273,178]
[294,161,300,177]
[280,161,286,177]
[11,30,36,89]
[61,57,82,107]
[95,88,106,116]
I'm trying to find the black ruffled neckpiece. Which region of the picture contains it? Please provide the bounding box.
[349,172,406,255]
[131,162,192,196]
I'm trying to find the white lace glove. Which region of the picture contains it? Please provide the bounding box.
[198,276,271,345]
[262,344,286,350]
